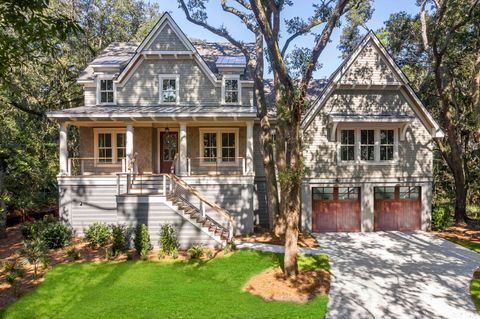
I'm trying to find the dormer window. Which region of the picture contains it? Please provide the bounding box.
[97,76,115,105]
[222,75,241,104]
[159,74,180,104]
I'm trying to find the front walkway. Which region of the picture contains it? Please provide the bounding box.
[315,231,480,319]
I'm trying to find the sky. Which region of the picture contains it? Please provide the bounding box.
[155,0,420,78]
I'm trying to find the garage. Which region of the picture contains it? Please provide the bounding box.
[374,186,421,231]
[312,187,361,232]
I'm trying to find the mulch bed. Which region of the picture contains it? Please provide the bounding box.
[434,225,480,243]
[243,267,330,303]
[0,226,220,309]
[237,228,319,248]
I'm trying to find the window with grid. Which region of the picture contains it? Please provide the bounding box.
[340,130,355,161]
[203,133,217,162]
[360,130,375,161]
[338,187,360,200]
[399,186,420,199]
[99,79,114,104]
[312,187,334,200]
[374,187,396,199]
[221,132,236,162]
[98,133,113,163]
[161,78,178,103]
[224,79,239,103]
[380,129,394,161]
[116,133,126,162]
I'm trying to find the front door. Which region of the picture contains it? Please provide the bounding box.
[160,132,178,173]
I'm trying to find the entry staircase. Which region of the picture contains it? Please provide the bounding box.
[116,172,234,244]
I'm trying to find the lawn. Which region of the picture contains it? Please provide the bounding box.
[0,249,329,319]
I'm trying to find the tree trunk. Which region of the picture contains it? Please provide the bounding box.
[283,175,300,277]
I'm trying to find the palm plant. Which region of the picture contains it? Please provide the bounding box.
[18,238,48,278]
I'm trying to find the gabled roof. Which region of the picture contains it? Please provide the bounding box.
[301,31,444,138]
[78,13,256,84]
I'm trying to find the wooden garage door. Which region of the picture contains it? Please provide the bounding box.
[312,187,361,232]
[374,186,421,231]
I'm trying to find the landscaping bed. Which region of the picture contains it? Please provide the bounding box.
[434,226,480,252]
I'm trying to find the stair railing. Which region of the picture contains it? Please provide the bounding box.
[168,174,234,242]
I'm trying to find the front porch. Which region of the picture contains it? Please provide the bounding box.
[58,119,255,178]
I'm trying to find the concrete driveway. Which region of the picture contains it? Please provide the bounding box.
[314,231,480,319]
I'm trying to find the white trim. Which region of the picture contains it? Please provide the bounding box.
[96,75,116,106]
[93,128,126,167]
[198,128,240,165]
[221,74,241,105]
[337,127,399,166]
[158,74,180,105]
[301,31,443,139]
[115,13,219,86]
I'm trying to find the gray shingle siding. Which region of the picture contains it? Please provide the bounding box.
[144,23,188,51]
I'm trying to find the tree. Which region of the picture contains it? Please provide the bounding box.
[375,0,480,224]
[179,0,369,277]
[0,0,161,238]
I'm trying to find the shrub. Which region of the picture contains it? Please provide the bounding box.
[3,259,26,278]
[223,242,236,254]
[432,206,454,231]
[158,224,178,257]
[20,221,42,240]
[187,244,205,259]
[111,225,128,256]
[18,238,48,278]
[42,222,72,248]
[84,222,111,247]
[66,248,81,261]
[134,224,151,260]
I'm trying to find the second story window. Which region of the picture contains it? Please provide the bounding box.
[360,129,375,161]
[380,129,394,161]
[222,76,240,104]
[97,77,115,105]
[340,130,355,161]
[159,75,180,104]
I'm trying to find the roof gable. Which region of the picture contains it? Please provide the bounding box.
[143,22,189,51]
[302,31,443,138]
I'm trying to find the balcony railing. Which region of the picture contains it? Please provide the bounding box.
[66,157,127,176]
[187,157,245,176]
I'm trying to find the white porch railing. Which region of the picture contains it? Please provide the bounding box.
[186,157,246,176]
[66,157,128,176]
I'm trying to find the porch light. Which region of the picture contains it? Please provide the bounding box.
[165,127,170,133]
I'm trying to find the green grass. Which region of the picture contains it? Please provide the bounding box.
[0,250,329,319]
[445,237,480,253]
[471,279,480,312]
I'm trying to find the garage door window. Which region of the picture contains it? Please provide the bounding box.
[312,187,334,200]
[374,187,395,199]
[399,186,420,199]
[338,187,359,200]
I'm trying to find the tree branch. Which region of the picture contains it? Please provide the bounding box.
[299,0,349,97]
[221,0,257,32]
[420,0,430,51]
[4,98,45,117]
[177,0,250,58]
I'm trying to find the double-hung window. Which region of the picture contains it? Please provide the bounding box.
[97,76,115,105]
[159,75,180,104]
[95,129,126,165]
[380,129,394,161]
[200,129,238,163]
[360,130,375,161]
[339,128,397,163]
[222,76,240,104]
[340,130,355,161]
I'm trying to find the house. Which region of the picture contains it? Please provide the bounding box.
[47,13,442,248]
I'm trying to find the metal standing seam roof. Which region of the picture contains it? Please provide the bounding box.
[215,56,247,65]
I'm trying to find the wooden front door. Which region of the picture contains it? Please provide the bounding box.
[312,187,361,232]
[160,132,178,173]
[374,186,421,231]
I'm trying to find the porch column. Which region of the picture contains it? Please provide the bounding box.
[59,122,68,175]
[126,124,134,172]
[179,123,187,176]
[246,121,254,175]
